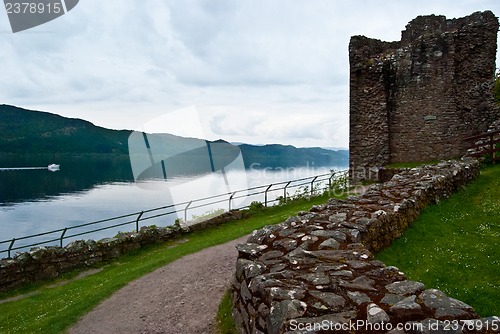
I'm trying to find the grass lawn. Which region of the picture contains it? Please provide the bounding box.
[376,164,500,317]
[383,160,440,169]
[0,192,340,334]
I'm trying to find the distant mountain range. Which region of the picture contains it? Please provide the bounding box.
[0,104,348,168]
[237,143,347,168]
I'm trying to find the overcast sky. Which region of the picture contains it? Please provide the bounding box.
[1,1,499,148]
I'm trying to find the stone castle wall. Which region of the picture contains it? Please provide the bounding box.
[231,159,499,333]
[349,11,499,181]
[0,211,243,291]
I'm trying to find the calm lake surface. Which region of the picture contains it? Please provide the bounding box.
[0,156,346,254]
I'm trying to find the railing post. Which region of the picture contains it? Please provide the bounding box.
[310,176,318,198]
[136,211,144,232]
[8,238,15,259]
[184,201,192,222]
[229,192,236,211]
[0,169,350,255]
[283,181,292,202]
[264,184,273,207]
[329,172,334,189]
[60,228,68,247]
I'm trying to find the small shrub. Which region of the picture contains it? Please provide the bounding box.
[276,195,290,206]
[293,186,310,200]
[190,208,225,223]
[248,201,264,213]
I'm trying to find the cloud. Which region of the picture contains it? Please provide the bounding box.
[0,0,499,149]
[165,1,351,87]
[205,102,349,147]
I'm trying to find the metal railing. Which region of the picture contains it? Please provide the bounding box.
[0,169,348,258]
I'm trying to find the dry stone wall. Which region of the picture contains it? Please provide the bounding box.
[0,210,243,292]
[349,11,499,182]
[232,159,500,333]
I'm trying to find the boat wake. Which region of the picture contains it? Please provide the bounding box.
[0,164,60,172]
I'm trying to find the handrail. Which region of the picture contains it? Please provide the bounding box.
[0,169,348,257]
[464,129,500,163]
[463,129,500,141]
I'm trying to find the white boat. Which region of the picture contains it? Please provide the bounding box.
[47,164,60,172]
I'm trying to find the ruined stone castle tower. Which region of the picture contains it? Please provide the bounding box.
[349,11,499,181]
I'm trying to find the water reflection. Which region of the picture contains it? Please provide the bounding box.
[0,155,346,254]
[0,155,133,205]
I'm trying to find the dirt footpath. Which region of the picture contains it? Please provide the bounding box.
[68,236,248,334]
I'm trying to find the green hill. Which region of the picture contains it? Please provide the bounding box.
[238,143,348,168]
[0,104,348,168]
[0,104,130,155]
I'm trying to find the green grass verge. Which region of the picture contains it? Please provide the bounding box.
[0,192,339,334]
[217,164,500,331]
[376,164,500,317]
[216,290,238,334]
[384,160,440,169]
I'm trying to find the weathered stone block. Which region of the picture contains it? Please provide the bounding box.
[349,11,499,182]
[231,160,489,333]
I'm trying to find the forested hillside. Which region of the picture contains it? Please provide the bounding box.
[0,104,348,168]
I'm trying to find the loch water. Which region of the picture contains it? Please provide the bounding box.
[0,155,346,252]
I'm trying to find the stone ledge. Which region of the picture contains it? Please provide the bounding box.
[232,159,499,333]
[0,210,243,292]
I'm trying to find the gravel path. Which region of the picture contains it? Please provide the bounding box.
[68,235,248,334]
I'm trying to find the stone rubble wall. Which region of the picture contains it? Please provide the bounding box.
[232,159,500,333]
[0,210,243,292]
[349,11,499,182]
[485,118,500,136]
